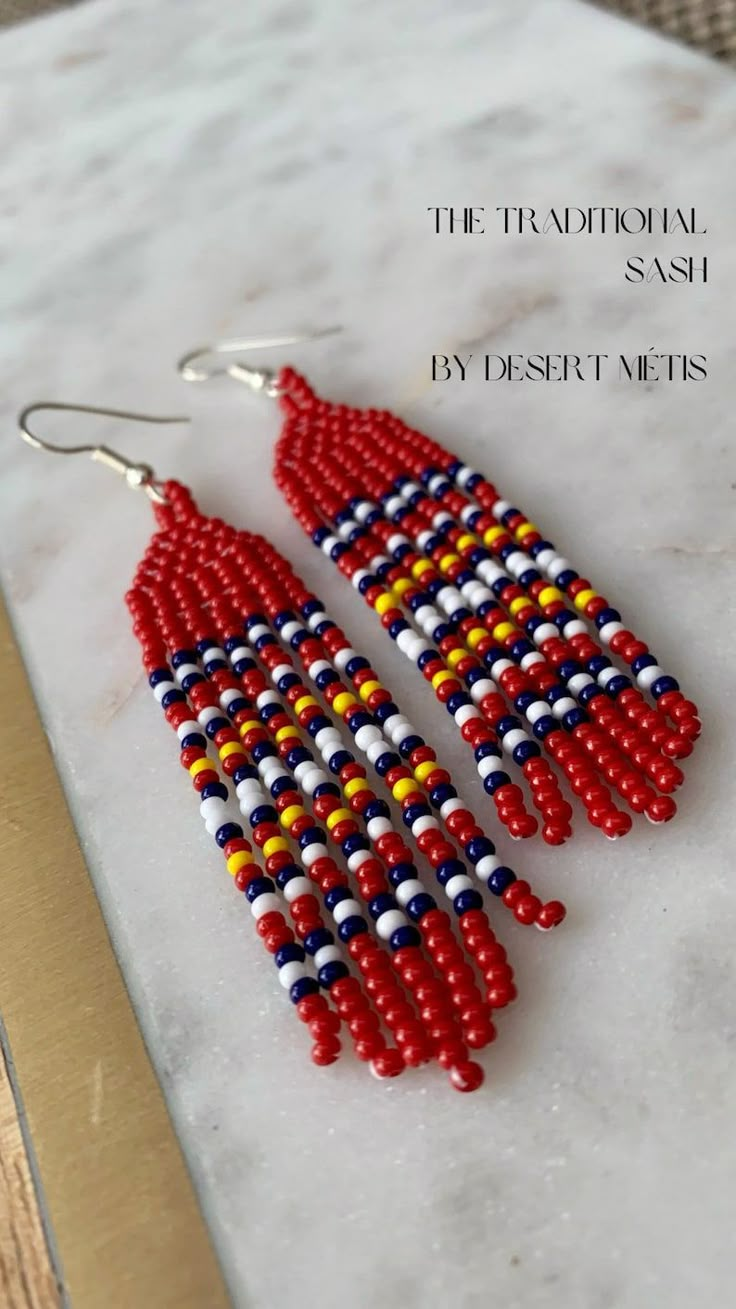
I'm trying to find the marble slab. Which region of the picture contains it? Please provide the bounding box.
[0,1,734,1305]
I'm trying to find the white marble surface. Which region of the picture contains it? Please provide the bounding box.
[1,1,735,1305]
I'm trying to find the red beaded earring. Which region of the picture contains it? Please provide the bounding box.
[19,400,566,1094]
[179,340,700,849]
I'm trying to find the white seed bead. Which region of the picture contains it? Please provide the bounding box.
[315,726,341,749]
[478,754,502,779]
[203,646,227,664]
[598,666,619,687]
[307,610,329,630]
[279,961,307,989]
[236,778,261,798]
[562,619,587,638]
[440,798,464,818]
[454,704,479,728]
[220,687,241,708]
[492,498,511,516]
[366,740,387,765]
[176,719,200,740]
[445,874,474,900]
[199,796,227,822]
[547,555,571,579]
[551,698,577,719]
[533,623,559,645]
[366,817,393,840]
[302,843,330,867]
[476,854,501,881]
[314,944,342,968]
[568,673,594,695]
[153,680,176,702]
[334,647,358,670]
[599,621,624,644]
[347,849,372,872]
[174,663,199,684]
[527,701,550,723]
[376,909,407,940]
[355,724,383,751]
[301,768,327,796]
[230,646,251,664]
[198,706,221,727]
[308,660,332,679]
[333,898,363,925]
[283,877,313,903]
[502,728,528,753]
[395,879,425,907]
[521,651,545,670]
[412,815,439,837]
[637,665,663,691]
[470,678,496,704]
[251,893,282,919]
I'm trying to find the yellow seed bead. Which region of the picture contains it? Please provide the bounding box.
[493,621,516,642]
[574,588,598,611]
[414,761,436,784]
[263,836,289,858]
[294,695,318,715]
[358,679,382,702]
[333,691,357,716]
[280,804,305,830]
[374,592,395,615]
[275,725,300,744]
[483,525,505,545]
[189,756,213,777]
[238,719,261,737]
[447,648,465,669]
[392,778,416,803]
[456,533,477,552]
[466,627,488,650]
[515,521,538,538]
[509,596,528,617]
[326,808,353,830]
[226,850,254,876]
[393,577,412,598]
[538,586,564,607]
[431,669,454,690]
[411,559,432,579]
[343,777,369,798]
[439,553,459,572]
[218,740,242,760]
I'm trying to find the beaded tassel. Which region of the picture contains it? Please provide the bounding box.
[126,481,565,1092]
[272,369,700,844]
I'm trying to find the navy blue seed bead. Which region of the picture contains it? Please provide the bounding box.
[342,834,369,857]
[417,650,438,672]
[430,784,456,808]
[484,772,510,796]
[474,740,501,762]
[205,716,230,738]
[552,610,571,631]
[290,977,319,1004]
[270,776,294,801]
[477,600,499,618]
[433,622,452,643]
[304,927,333,955]
[197,636,220,652]
[498,543,516,563]
[298,826,325,850]
[495,715,518,737]
[466,472,483,492]
[203,658,228,674]
[559,661,580,682]
[307,715,331,738]
[595,607,621,628]
[437,858,465,886]
[201,781,228,803]
[181,671,206,689]
[546,685,566,704]
[607,675,630,697]
[557,569,578,588]
[313,782,340,799]
[652,675,679,697]
[364,799,390,821]
[488,867,516,896]
[249,804,277,828]
[148,668,170,688]
[275,864,301,889]
[171,648,197,668]
[514,691,536,715]
[399,734,424,759]
[525,614,544,634]
[315,668,339,690]
[466,666,486,687]
[402,803,426,829]
[347,711,372,732]
[390,925,421,950]
[312,526,329,545]
[632,653,656,675]
[226,698,249,718]
[446,459,462,478]
[337,917,367,943]
[579,683,603,705]
[469,549,486,569]
[372,702,397,724]
[511,638,534,659]
[233,765,258,785]
[285,745,312,768]
[513,741,540,764]
[375,562,392,582]
[466,835,494,862]
[260,702,281,722]
[369,893,396,920]
[388,862,415,887]
[215,822,243,848]
[314,621,333,637]
[161,688,186,709]
[453,889,483,916]
[562,708,587,730]
[587,655,610,676]
[519,569,539,589]
[407,893,436,921]
[274,943,305,969]
[245,877,273,903]
[318,960,351,987]
[358,575,374,595]
[346,656,370,677]
[234,657,257,676]
[532,714,557,739]
[329,750,353,775]
[388,619,408,639]
[325,886,351,911]
[447,693,471,716]
[375,751,401,776]
[181,732,207,751]
[301,598,322,617]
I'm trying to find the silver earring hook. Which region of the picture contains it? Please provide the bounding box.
[18,402,190,506]
[176,326,342,392]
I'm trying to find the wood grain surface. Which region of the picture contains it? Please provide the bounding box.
[0,595,232,1309]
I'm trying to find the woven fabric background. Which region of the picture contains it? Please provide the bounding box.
[1,1,736,63]
[595,0,736,60]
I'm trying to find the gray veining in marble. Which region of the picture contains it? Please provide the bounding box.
[0,1,735,1306]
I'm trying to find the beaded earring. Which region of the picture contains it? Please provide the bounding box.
[179,342,700,849]
[19,401,566,1095]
